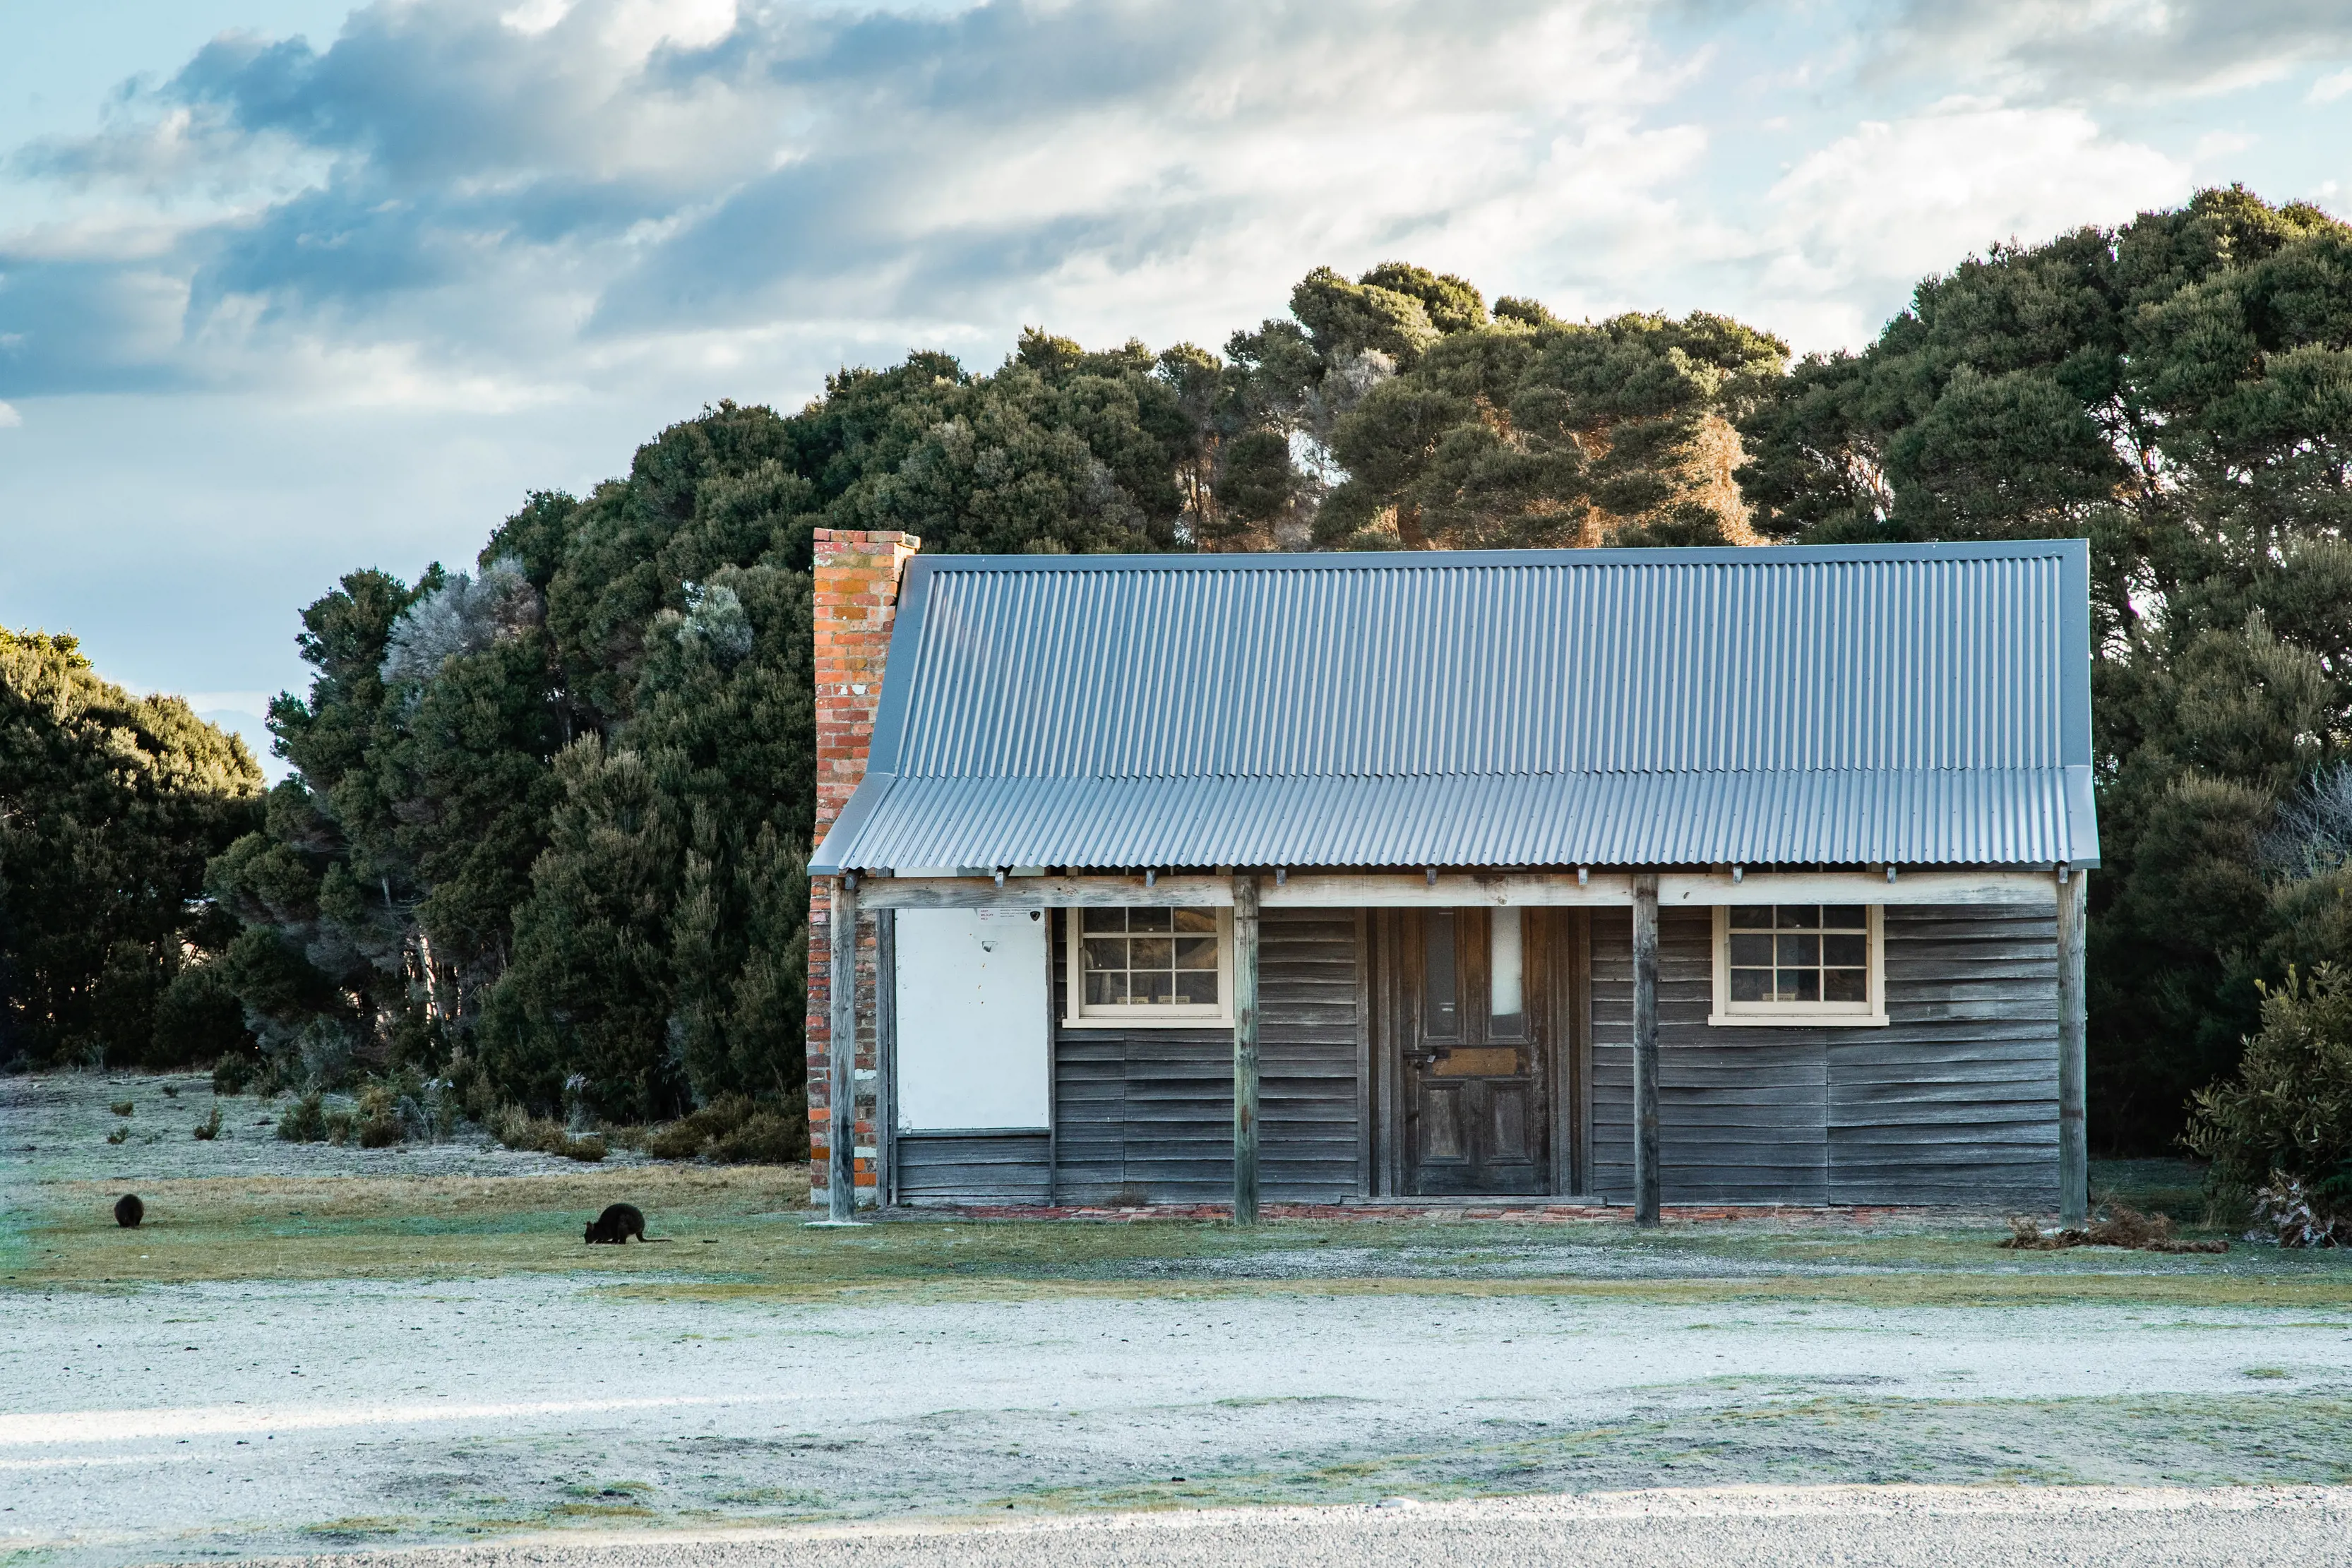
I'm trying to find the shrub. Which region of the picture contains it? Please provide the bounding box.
[2252,1175,2352,1247]
[109,1100,133,1117]
[712,1106,804,1164]
[212,1051,263,1096]
[644,1093,806,1164]
[352,1084,404,1149]
[148,963,253,1069]
[192,1103,222,1140]
[490,1106,607,1162]
[106,1124,129,1144]
[2185,964,2352,1240]
[643,1116,711,1161]
[277,1091,328,1142]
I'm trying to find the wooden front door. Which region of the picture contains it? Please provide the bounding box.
[1401,909,1548,1195]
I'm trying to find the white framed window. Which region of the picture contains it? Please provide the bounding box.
[1063,906,1234,1028]
[1709,904,1887,1027]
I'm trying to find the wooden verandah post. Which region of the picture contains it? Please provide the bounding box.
[1631,872,1661,1228]
[828,875,859,1224]
[1232,873,1261,1225]
[2057,867,2089,1226]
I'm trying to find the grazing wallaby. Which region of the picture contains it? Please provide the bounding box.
[583,1202,671,1245]
[115,1194,144,1228]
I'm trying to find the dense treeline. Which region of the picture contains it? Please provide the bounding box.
[0,630,262,1066]
[23,190,2352,1186]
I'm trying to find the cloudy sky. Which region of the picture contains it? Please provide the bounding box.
[6,0,2352,765]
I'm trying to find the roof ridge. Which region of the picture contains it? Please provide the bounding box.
[912,540,2087,571]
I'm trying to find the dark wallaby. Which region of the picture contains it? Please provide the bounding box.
[584,1202,671,1244]
[115,1194,144,1228]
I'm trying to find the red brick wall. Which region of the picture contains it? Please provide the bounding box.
[805,529,920,1206]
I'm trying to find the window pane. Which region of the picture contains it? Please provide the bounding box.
[1084,970,1122,1006]
[1129,908,1174,931]
[1423,911,1459,1036]
[1133,971,1174,1004]
[1130,937,1172,969]
[1776,933,1819,967]
[1173,907,1218,932]
[1730,968,1772,1002]
[1821,905,1867,930]
[1173,935,1219,970]
[1779,970,1820,1003]
[1728,933,1774,966]
[1175,971,1219,1005]
[1823,968,1868,1003]
[1082,938,1126,972]
[1776,905,1818,929]
[1822,933,1868,967]
[1489,908,1524,1026]
[1082,909,1126,933]
[1729,906,1772,929]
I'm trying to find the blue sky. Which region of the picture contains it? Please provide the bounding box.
[6,0,2352,770]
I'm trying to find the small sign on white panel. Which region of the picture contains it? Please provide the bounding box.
[893,906,1051,1132]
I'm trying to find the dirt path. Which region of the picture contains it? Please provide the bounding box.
[219,1487,2352,1568]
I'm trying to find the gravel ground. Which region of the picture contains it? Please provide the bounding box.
[10,1273,2352,1564]
[235,1487,2352,1568]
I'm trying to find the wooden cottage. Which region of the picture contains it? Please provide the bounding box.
[804,532,2098,1223]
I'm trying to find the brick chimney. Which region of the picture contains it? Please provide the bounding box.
[804,528,920,1207]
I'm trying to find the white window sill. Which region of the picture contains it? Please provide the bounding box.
[1061,1013,1234,1031]
[1707,1010,1888,1029]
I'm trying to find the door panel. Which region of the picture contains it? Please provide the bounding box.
[1417,1084,1466,1162]
[1400,909,1549,1195]
[1488,1083,1532,1161]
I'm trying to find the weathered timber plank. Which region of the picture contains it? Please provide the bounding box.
[897,1133,1053,1203]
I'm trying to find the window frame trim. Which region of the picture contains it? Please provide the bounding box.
[1707,904,1888,1029]
[1061,906,1237,1029]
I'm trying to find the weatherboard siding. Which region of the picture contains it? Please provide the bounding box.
[894,1132,1052,1204]
[1049,908,1363,1205]
[1589,904,2060,1207]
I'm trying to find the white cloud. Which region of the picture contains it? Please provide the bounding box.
[2194,130,2260,160]
[1868,1,2352,102]
[1,0,1708,404]
[0,400,20,426]
[1753,100,2190,344]
[2310,66,2352,101]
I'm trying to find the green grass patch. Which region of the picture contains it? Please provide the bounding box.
[7,1163,2349,1308]
[299,1516,412,1542]
[987,1391,2352,1513]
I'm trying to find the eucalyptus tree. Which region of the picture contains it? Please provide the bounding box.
[0,630,262,1067]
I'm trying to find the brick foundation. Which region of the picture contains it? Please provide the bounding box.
[805,528,921,1207]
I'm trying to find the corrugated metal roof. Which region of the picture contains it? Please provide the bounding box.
[813,542,2099,873]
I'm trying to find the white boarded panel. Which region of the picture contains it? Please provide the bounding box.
[895,906,1051,1132]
